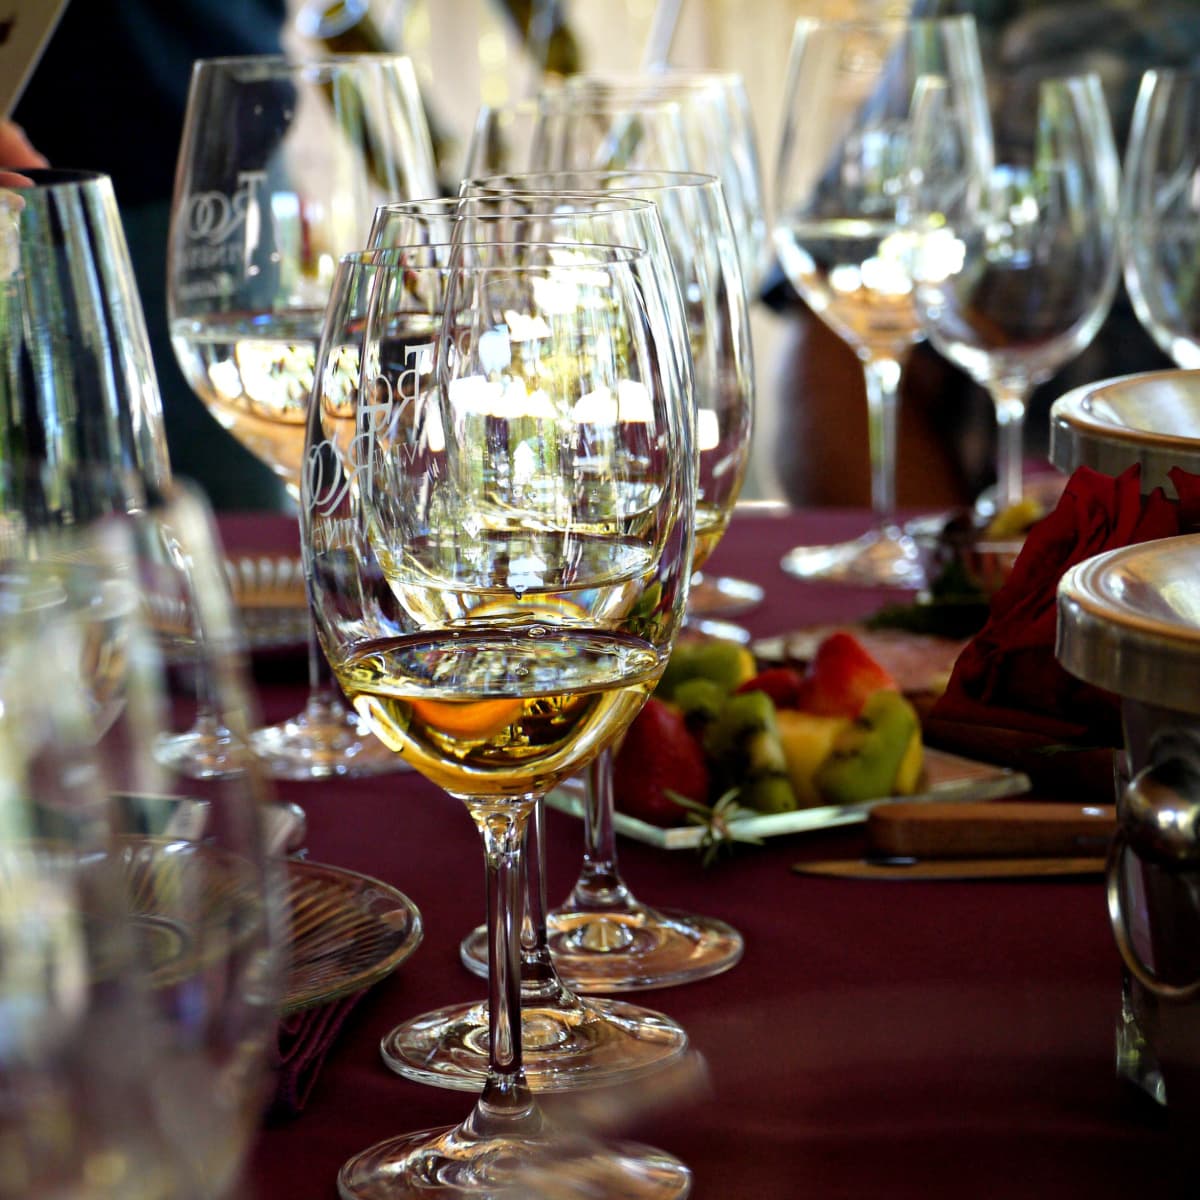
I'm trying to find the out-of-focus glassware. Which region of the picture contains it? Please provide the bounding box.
[1123,67,1200,369]
[167,52,437,780]
[0,465,283,1199]
[302,243,694,1197]
[909,72,1119,512]
[0,168,170,483]
[772,14,990,586]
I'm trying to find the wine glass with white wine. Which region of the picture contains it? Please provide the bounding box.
[302,241,695,1198]
[168,52,438,779]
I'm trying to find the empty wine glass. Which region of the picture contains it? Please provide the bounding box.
[909,71,1120,512]
[1122,67,1200,368]
[302,242,694,1196]
[168,52,438,779]
[0,464,283,1199]
[773,13,990,585]
[460,171,747,993]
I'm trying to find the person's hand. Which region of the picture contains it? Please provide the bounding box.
[0,120,48,170]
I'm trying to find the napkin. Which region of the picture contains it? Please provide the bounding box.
[269,990,366,1119]
[930,465,1200,745]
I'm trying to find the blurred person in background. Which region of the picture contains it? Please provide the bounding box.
[766,0,1200,513]
[12,0,291,509]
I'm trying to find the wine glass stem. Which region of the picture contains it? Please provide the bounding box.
[466,798,539,1128]
[863,355,904,526]
[992,383,1029,512]
[305,614,344,712]
[519,801,574,1003]
[564,748,637,914]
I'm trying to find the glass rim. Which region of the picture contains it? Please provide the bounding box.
[464,169,721,195]
[375,193,659,216]
[793,12,978,32]
[338,242,649,270]
[189,52,419,72]
[0,166,112,189]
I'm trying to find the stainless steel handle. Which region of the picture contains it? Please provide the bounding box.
[1107,742,1200,1001]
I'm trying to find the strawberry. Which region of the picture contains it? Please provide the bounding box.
[794,631,898,718]
[735,666,806,709]
[613,698,710,827]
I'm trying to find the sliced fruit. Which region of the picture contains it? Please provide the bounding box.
[815,690,920,805]
[775,708,853,806]
[735,666,806,709]
[407,697,524,740]
[613,697,710,827]
[892,725,924,795]
[705,690,796,814]
[795,631,898,718]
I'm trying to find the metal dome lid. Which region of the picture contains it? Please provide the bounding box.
[1057,533,1200,714]
[1049,369,1200,493]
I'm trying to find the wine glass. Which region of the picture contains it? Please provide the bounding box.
[535,77,768,618]
[559,71,769,295]
[459,171,748,992]
[908,71,1120,513]
[772,13,990,585]
[0,464,283,1199]
[302,242,695,1196]
[167,52,438,779]
[1122,67,1200,368]
[305,239,691,1098]
[0,168,170,483]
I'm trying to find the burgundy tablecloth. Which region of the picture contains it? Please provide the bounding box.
[225,508,1189,1198]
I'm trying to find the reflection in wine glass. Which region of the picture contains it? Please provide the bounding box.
[909,72,1119,512]
[302,243,694,1197]
[0,466,283,1199]
[772,14,990,585]
[168,52,437,779]
[1123,68,1200,368]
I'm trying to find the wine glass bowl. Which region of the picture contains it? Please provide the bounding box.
[909,71,1120,513]
[167,52,438,780]
[1122,67,1200,368]
[772,14,990,586]
[302,242,695,1196]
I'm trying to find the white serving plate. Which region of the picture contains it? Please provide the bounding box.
[547,748,1031,851]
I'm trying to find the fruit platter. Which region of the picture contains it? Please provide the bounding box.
[549,630,1029,853]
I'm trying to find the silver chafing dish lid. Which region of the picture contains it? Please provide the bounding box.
[1057,533,1200,714]
[1049,369,1200,493]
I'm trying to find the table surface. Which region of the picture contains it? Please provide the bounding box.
[224,508,1189,1199]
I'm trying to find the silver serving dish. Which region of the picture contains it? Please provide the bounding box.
[1057,533,1200,716]
[1058,533,1200,1113]
[1049,368,1200,492]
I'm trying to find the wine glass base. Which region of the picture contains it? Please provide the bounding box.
[250,698,406,781]
[338,1122,692,1199]
[780,526,925,588]
[380,994,689,1093]
[460,907,744,993]
[686,571,765,618]
[155,725,245,779]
